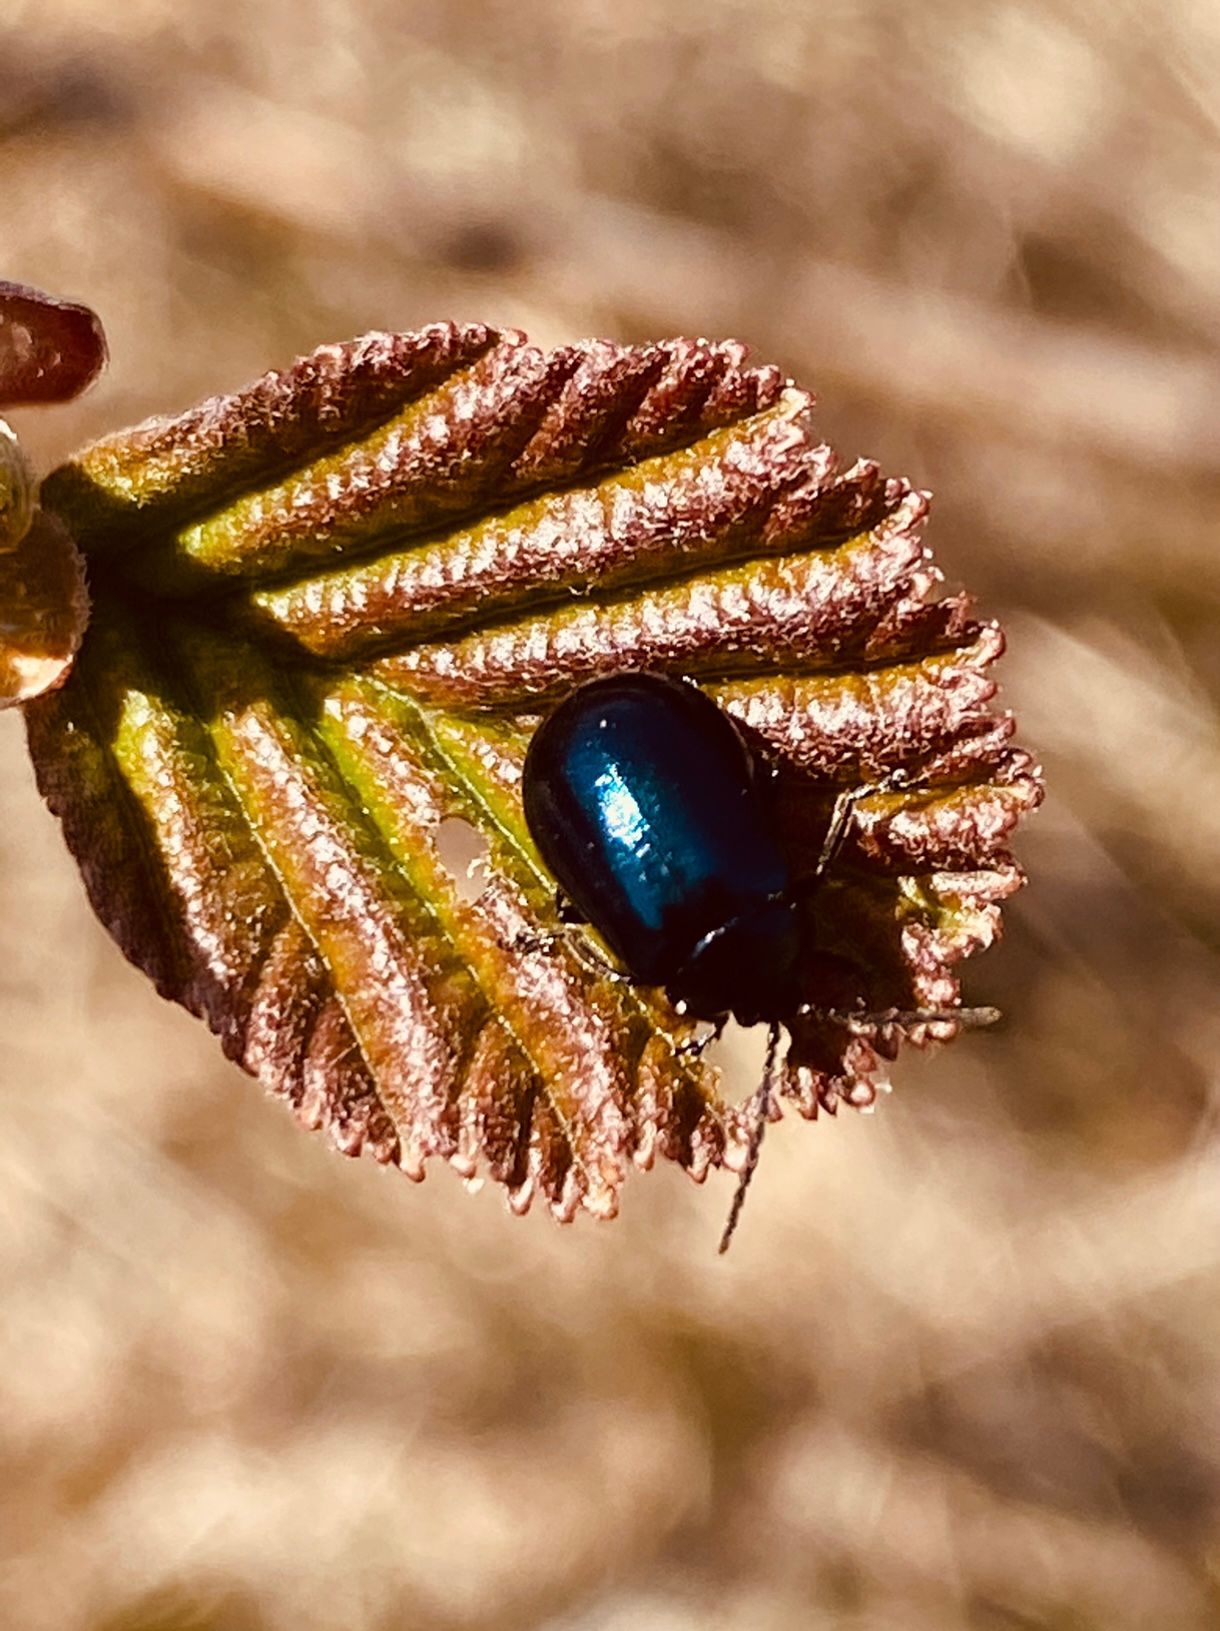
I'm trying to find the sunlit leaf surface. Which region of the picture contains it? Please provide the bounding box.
[28,326,1041,1220]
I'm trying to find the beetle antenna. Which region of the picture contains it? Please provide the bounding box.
[718,1020,782,1255]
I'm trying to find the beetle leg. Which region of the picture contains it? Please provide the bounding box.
[675,1016,728,1061]
[813,785,865,877]
[718,1020,782,1253]
[797,1003,1001,1028]
[562,933,631,983]
[555,889,585,925]
[789,767,914,899]
[510,924,631,984]
[819,767,916,873]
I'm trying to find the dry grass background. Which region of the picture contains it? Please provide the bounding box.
[3,2,1220,1626]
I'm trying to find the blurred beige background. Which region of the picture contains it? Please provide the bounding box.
[3,2,1220,1627]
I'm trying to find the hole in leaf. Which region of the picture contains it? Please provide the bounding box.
[435,815,491,904]
[703,1018,772,1105]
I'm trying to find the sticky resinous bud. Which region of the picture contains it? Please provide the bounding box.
[0,415,89,708]
[0,418,34,553]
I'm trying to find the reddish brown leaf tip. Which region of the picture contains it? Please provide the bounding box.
[0,280,107,407]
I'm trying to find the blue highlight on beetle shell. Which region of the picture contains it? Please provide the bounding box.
[521,671,802,1025]
[592,766,649,854]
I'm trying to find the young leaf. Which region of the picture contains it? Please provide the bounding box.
[26,326,1041,1223]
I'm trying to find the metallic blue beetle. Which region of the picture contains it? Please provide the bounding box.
[522,672,802,1031]
[522,671,815,1251]
[521,671,992,1249]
